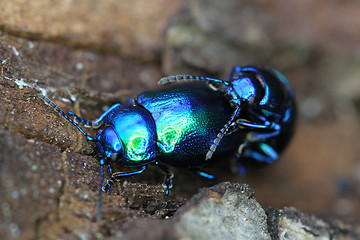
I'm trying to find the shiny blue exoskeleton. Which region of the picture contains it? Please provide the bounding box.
[39,65,296,219]
[159,65,296,171]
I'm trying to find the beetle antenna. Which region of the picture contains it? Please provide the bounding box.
[158,75,230,86]
[38,94,96,142]
[206,106,241,160]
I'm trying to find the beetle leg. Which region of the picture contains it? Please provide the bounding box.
[228,140,249,176]
[92,103,121,128]
[154,163,174,195]
[102,165,148,193]
[68,104,123,130]
[233,143,279,174]
[192,168,216,181]
[236,118,280,133]
[235,131,280,168]
[246,130,281,143]
[238,141,279,164]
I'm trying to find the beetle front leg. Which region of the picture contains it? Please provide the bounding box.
[68,104,123,130]
[92,103,121,128]
[102,165,148,193]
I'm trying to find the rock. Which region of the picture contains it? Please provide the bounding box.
[122,183,360,240]
[175,183,270,240]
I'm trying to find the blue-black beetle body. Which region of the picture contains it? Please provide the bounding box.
[39,65,296,213]
[159,65,296,168]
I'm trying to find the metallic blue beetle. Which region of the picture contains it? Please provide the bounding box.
[39,65,295,198]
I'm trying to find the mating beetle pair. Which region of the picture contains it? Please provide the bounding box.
[40,65,296,198]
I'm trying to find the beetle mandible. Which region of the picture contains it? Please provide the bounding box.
[39,65,295,206]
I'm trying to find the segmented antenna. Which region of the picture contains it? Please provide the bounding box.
[158,75,230,86]
[38,94,96,142]
[205,107,241,161]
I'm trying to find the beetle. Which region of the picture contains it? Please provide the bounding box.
[39,65,295,218]
[159,65,296,173]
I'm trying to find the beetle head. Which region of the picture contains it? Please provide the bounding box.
[95,126,124,160]
[232,71,265,104]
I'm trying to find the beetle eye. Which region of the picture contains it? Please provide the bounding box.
[96,127,124,158]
